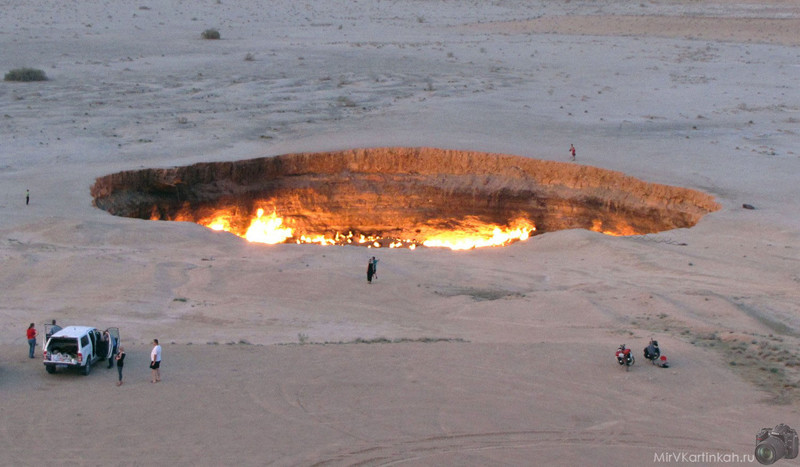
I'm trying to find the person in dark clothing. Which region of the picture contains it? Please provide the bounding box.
[370,256,379,279]
[97,331,109,364]
[115,346,126,386]
[367,259,375,284]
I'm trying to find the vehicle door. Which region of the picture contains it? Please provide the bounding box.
[41,324,50,352]
[79,335,90,364]
[42,323,56,351]
[105,328,120,360]
[89,329,101,362]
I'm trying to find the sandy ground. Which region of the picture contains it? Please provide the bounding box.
[1,0,799,465]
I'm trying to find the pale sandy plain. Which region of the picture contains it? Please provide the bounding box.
[1,0,799,465]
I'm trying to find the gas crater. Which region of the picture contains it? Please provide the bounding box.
[90,147,720,249]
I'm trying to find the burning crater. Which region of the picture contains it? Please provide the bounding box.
[91,147,719,250]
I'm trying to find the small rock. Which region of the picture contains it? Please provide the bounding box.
[742,203,756,210]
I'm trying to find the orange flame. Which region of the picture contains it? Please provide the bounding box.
[590,219,637,236]
[197,208,536,250]
[298,234,336,246]
[244,209,293,244]
[421,217,535,250]
[206,215,232,232]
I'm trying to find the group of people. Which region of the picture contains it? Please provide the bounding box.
[616,339,670,369]
[109,338,160,386]
[367,256,379,284]
[24,321,162,386]
[108,337,160,385]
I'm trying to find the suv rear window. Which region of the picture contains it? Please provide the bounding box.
[81,335,89,347]
[48,337,80,355]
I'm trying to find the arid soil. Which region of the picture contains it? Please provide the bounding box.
[1,0,799,465]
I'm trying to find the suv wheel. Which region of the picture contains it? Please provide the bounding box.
[82,360,92,376]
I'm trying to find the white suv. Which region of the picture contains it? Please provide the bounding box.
[42,326,120,375]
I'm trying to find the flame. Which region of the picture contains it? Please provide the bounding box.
[244,209,293,244]
[299,234,336,246]
[590,219,637,236]
[206,215,232,232]
[421,217,536,250]
[195,208,536,250]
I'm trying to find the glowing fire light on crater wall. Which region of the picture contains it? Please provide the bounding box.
[191,208,535,250]
[91,147,720,250]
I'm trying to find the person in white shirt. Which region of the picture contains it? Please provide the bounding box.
[150,339,162,383]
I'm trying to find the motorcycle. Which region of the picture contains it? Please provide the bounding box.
[644,338,670,368]
[643,338,661,364]
[615,344,635,370]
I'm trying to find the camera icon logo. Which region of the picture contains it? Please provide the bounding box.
[756,424,799,465]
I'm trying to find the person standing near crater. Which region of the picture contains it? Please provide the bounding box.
[569,144,576,161]
[367,258,375,284]
[370,256,379,280]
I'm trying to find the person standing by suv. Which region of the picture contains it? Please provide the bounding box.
[46,320,62,340]
[150,339,162,383]
[115,346,126,386]
[26,323,37,358]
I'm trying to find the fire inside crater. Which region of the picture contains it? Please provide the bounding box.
[91,147,720,250]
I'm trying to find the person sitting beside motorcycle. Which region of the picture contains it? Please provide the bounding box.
[643,339,660,362]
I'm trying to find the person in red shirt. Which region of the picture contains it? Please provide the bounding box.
[26,323,37,358]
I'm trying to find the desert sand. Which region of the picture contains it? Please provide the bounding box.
[1,0,799,465]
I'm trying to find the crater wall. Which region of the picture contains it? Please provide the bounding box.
[91,147,720,241]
